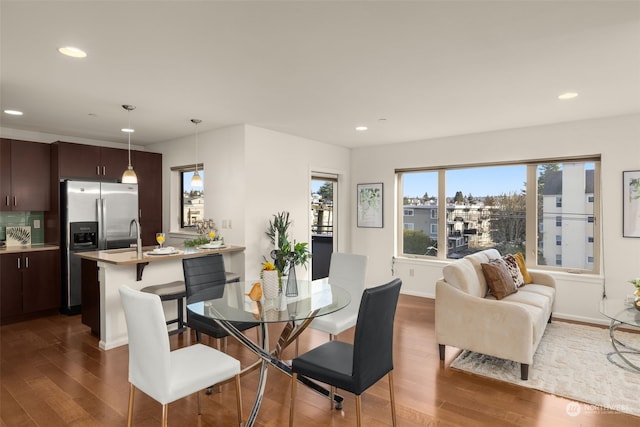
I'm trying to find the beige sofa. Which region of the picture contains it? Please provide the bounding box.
[435,249,556,380]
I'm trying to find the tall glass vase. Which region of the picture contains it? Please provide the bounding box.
[285,261,298,297]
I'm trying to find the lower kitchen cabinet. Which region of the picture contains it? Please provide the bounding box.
[0,250,60,324]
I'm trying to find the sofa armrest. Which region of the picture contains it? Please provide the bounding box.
[435,280,536,364]
[528,271,556,288]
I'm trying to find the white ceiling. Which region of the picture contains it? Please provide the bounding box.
[1,1,639,148]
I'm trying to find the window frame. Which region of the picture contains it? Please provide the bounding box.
[396,156,601,274]
[170,163,205,231]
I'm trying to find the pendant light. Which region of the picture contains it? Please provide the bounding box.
[190,118,203,187]
[121,104,138,184]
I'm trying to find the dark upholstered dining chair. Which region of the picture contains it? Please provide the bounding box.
[182,254,259,349]
[289,278,402,427]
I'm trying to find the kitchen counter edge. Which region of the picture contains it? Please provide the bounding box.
[74,245,245,265]
[0,244,60,254]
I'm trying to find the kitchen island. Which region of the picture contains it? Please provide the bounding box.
[75,245,245,350]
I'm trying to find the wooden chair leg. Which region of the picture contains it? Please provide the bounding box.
[289,372,298,427]
[388,371,397,426]
[355,394,362,427]
[127,383,135,427]
[235,374,243,427]
[162,403,168,427]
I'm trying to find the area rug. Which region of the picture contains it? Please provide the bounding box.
[450,321,640,417]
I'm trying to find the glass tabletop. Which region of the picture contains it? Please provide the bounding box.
[600,298,640,328]
[187,279,351,324]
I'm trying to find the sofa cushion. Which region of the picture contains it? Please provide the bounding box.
[514,252,533,284]
[489,288,550,309]
[503,253,525,287]
[443,259,485,298]
[465,249,501,296]
[481,258,518,300]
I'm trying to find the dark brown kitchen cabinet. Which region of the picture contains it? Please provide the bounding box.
[0,139,51,211]
[0,250,60,324]
[133,150,163,246]
[56,141,129,180]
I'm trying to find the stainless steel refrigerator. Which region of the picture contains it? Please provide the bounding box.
[60,180,139,314]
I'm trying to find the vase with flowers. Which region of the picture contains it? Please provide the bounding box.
[265,211,311,296]
[261,261,279,299]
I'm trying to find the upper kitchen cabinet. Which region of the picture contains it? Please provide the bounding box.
[0,139,51,212]
[56,141,128,180]
[132,150,162,246]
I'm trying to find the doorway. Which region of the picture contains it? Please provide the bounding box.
[311,175,337,280]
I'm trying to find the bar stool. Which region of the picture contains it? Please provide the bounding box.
[140,271,241,335]
[140,281,187,335]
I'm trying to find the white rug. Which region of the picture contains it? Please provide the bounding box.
[450,321,640,417]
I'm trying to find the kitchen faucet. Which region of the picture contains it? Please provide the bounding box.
[129,219,142,256]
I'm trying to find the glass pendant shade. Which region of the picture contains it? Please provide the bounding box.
[191,170,203,187]
[122,165,138,183]
[121,104,138,184]
[190,118,203,188]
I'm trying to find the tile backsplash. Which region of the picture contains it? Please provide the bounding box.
[0,212,44,244]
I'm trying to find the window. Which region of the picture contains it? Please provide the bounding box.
[170,165,205,229]
[401,171,438,256]
[397,158,600,274]
[556,196,562,208]
[404,223,414,230]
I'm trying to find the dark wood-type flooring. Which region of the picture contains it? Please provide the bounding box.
[1,295,638,426]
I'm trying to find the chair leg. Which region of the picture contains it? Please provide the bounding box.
[162,403,168,427]
[330,386,335,410]
[127,383,135,427]
[438,344,445,360]
[289,372,298,427]
[355,394,362,427]
[235,374,243,427]
[196,390,201,415]
[388,371,397,426]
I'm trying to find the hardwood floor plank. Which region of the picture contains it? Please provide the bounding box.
[2,295,639,426]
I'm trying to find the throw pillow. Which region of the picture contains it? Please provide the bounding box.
[481,258,518,300]
[503,253,525,287]
[514,252,533,284]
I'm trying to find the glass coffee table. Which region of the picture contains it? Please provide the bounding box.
[599,298,640,372]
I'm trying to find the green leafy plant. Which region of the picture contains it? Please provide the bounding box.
[265,211,311,275]
[183,236,210,247]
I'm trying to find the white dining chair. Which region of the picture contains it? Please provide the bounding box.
[119,286,243,427]
[308,252,368,340]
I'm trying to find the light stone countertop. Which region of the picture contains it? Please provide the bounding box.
[74,245,245,265]
[0,244,60,254]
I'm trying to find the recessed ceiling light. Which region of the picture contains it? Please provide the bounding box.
[58,46,87,58]
[558,92,578,100]
[121,128,135,133]
[3,109,23,116]
[355,126,368,131]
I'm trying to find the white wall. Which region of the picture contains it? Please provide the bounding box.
[351,114,640,324]
[150,124,350,281]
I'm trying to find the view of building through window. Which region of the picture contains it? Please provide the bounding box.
[311,179,334,235]
[181,170,204,228]
[400,160,598,273]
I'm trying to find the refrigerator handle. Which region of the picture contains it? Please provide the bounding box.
[102,199,107,246]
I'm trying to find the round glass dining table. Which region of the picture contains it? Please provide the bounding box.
[187,279,351,426]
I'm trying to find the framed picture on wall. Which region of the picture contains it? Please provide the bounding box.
[357,183,383,228]
[623,170,640,238]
